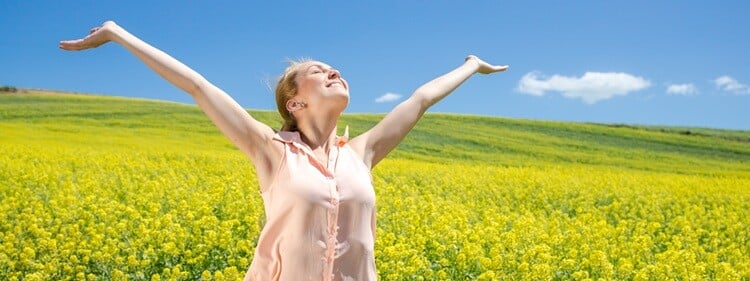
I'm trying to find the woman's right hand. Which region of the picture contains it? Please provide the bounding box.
[59,21,119,51]
[465,55,509,75]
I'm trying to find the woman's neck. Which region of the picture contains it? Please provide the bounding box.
[297,116,338,152]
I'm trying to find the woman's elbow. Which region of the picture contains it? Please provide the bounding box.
[411,91,436,109]
[185,76,210,97]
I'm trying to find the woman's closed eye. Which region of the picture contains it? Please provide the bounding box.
[307,65,324,74]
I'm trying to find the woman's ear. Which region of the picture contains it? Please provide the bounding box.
[286,100,306,112]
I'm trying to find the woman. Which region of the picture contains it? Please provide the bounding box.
[60,21,508,281]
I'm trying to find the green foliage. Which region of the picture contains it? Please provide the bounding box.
[0,85,18,93]
[2,91,747,175]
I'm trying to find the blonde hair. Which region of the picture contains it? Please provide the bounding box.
[275,58,312,132]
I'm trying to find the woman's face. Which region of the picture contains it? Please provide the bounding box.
[294,61,349,107]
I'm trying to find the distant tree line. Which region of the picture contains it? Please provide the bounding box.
[1,85,18,93]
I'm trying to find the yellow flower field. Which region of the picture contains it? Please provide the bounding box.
[1,92,749,280]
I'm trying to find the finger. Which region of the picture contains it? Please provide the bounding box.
[59,39,83,50]
[59,42,78,50]
[494,65,510,72]
[59,39,82,45]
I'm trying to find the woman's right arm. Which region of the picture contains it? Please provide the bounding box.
[60,21,279,175]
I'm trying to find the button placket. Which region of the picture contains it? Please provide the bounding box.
[323,146,341,281]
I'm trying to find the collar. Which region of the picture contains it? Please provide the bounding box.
[273,126,349,149]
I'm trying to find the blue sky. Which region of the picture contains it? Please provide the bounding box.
[2,1,749,130]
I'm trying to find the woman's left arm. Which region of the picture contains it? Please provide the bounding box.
[350,55,508,168]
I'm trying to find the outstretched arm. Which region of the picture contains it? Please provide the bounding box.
[350,55,508,168]
[60,21,279,175]
[60,21,281,182]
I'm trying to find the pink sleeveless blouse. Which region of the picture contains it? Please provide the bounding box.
[244,131,377,281]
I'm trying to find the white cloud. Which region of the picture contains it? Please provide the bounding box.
[666,83,698,95]
[517,71,651,104]
[375,92,402,103]
[714,76,750,95]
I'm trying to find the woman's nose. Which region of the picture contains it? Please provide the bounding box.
[328,69,340,79]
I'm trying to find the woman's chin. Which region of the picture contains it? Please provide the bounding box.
[329,91,350,101]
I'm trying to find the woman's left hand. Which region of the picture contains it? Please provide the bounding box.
[59,21,119,51]
[465,55,509,74]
